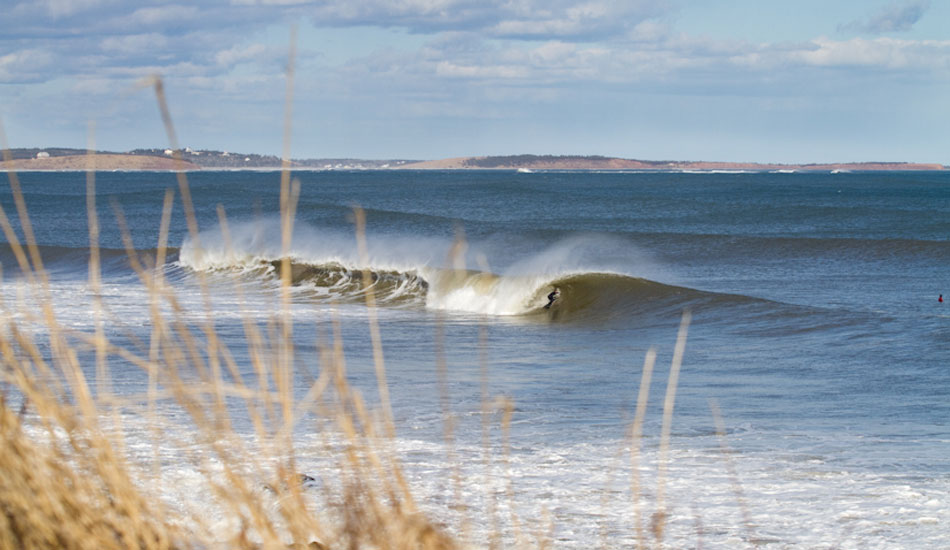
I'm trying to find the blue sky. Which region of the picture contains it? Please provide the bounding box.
[1,0,948,163]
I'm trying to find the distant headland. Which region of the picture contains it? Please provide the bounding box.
[1,149,945,172]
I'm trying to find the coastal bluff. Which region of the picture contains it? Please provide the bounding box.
[0,153,199,171]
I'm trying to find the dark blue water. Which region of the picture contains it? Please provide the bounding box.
[3,169,949,548]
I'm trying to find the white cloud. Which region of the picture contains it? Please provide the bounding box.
[530,41,581,64]
[0,49,54,83]
[335,28,950,106]
[434,60,525,79]
[792,37,950,71]
[279,0,673,40]
[214,43,272,66]
[627,20,672,43]
[120,5,202,27]
[70,76,119,95]
[37,0,114,18]
[230,0,316,5]
[487,0,663,39]
[100,33,170,54]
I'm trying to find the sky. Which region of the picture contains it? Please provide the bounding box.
[1,0,948,163]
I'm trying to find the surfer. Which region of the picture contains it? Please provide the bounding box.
[544,287,560,309]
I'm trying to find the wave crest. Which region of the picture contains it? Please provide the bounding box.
[176,220,724,320]
[180,251,709,321]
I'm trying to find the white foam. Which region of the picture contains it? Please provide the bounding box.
[178,218,449,274]
[31,414,944,550]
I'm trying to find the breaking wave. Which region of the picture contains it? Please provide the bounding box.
[174,219,763,322]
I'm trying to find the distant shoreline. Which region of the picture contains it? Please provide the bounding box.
[1,150,945,172]
[394,156,945,172]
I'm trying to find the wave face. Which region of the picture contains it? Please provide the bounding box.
[529,272,709,322]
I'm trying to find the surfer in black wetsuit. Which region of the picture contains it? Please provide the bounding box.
[544,287,560,309]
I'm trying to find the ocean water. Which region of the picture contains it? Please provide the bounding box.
[2,169,949,548]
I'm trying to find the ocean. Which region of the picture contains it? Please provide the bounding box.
[2,169,949,548]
